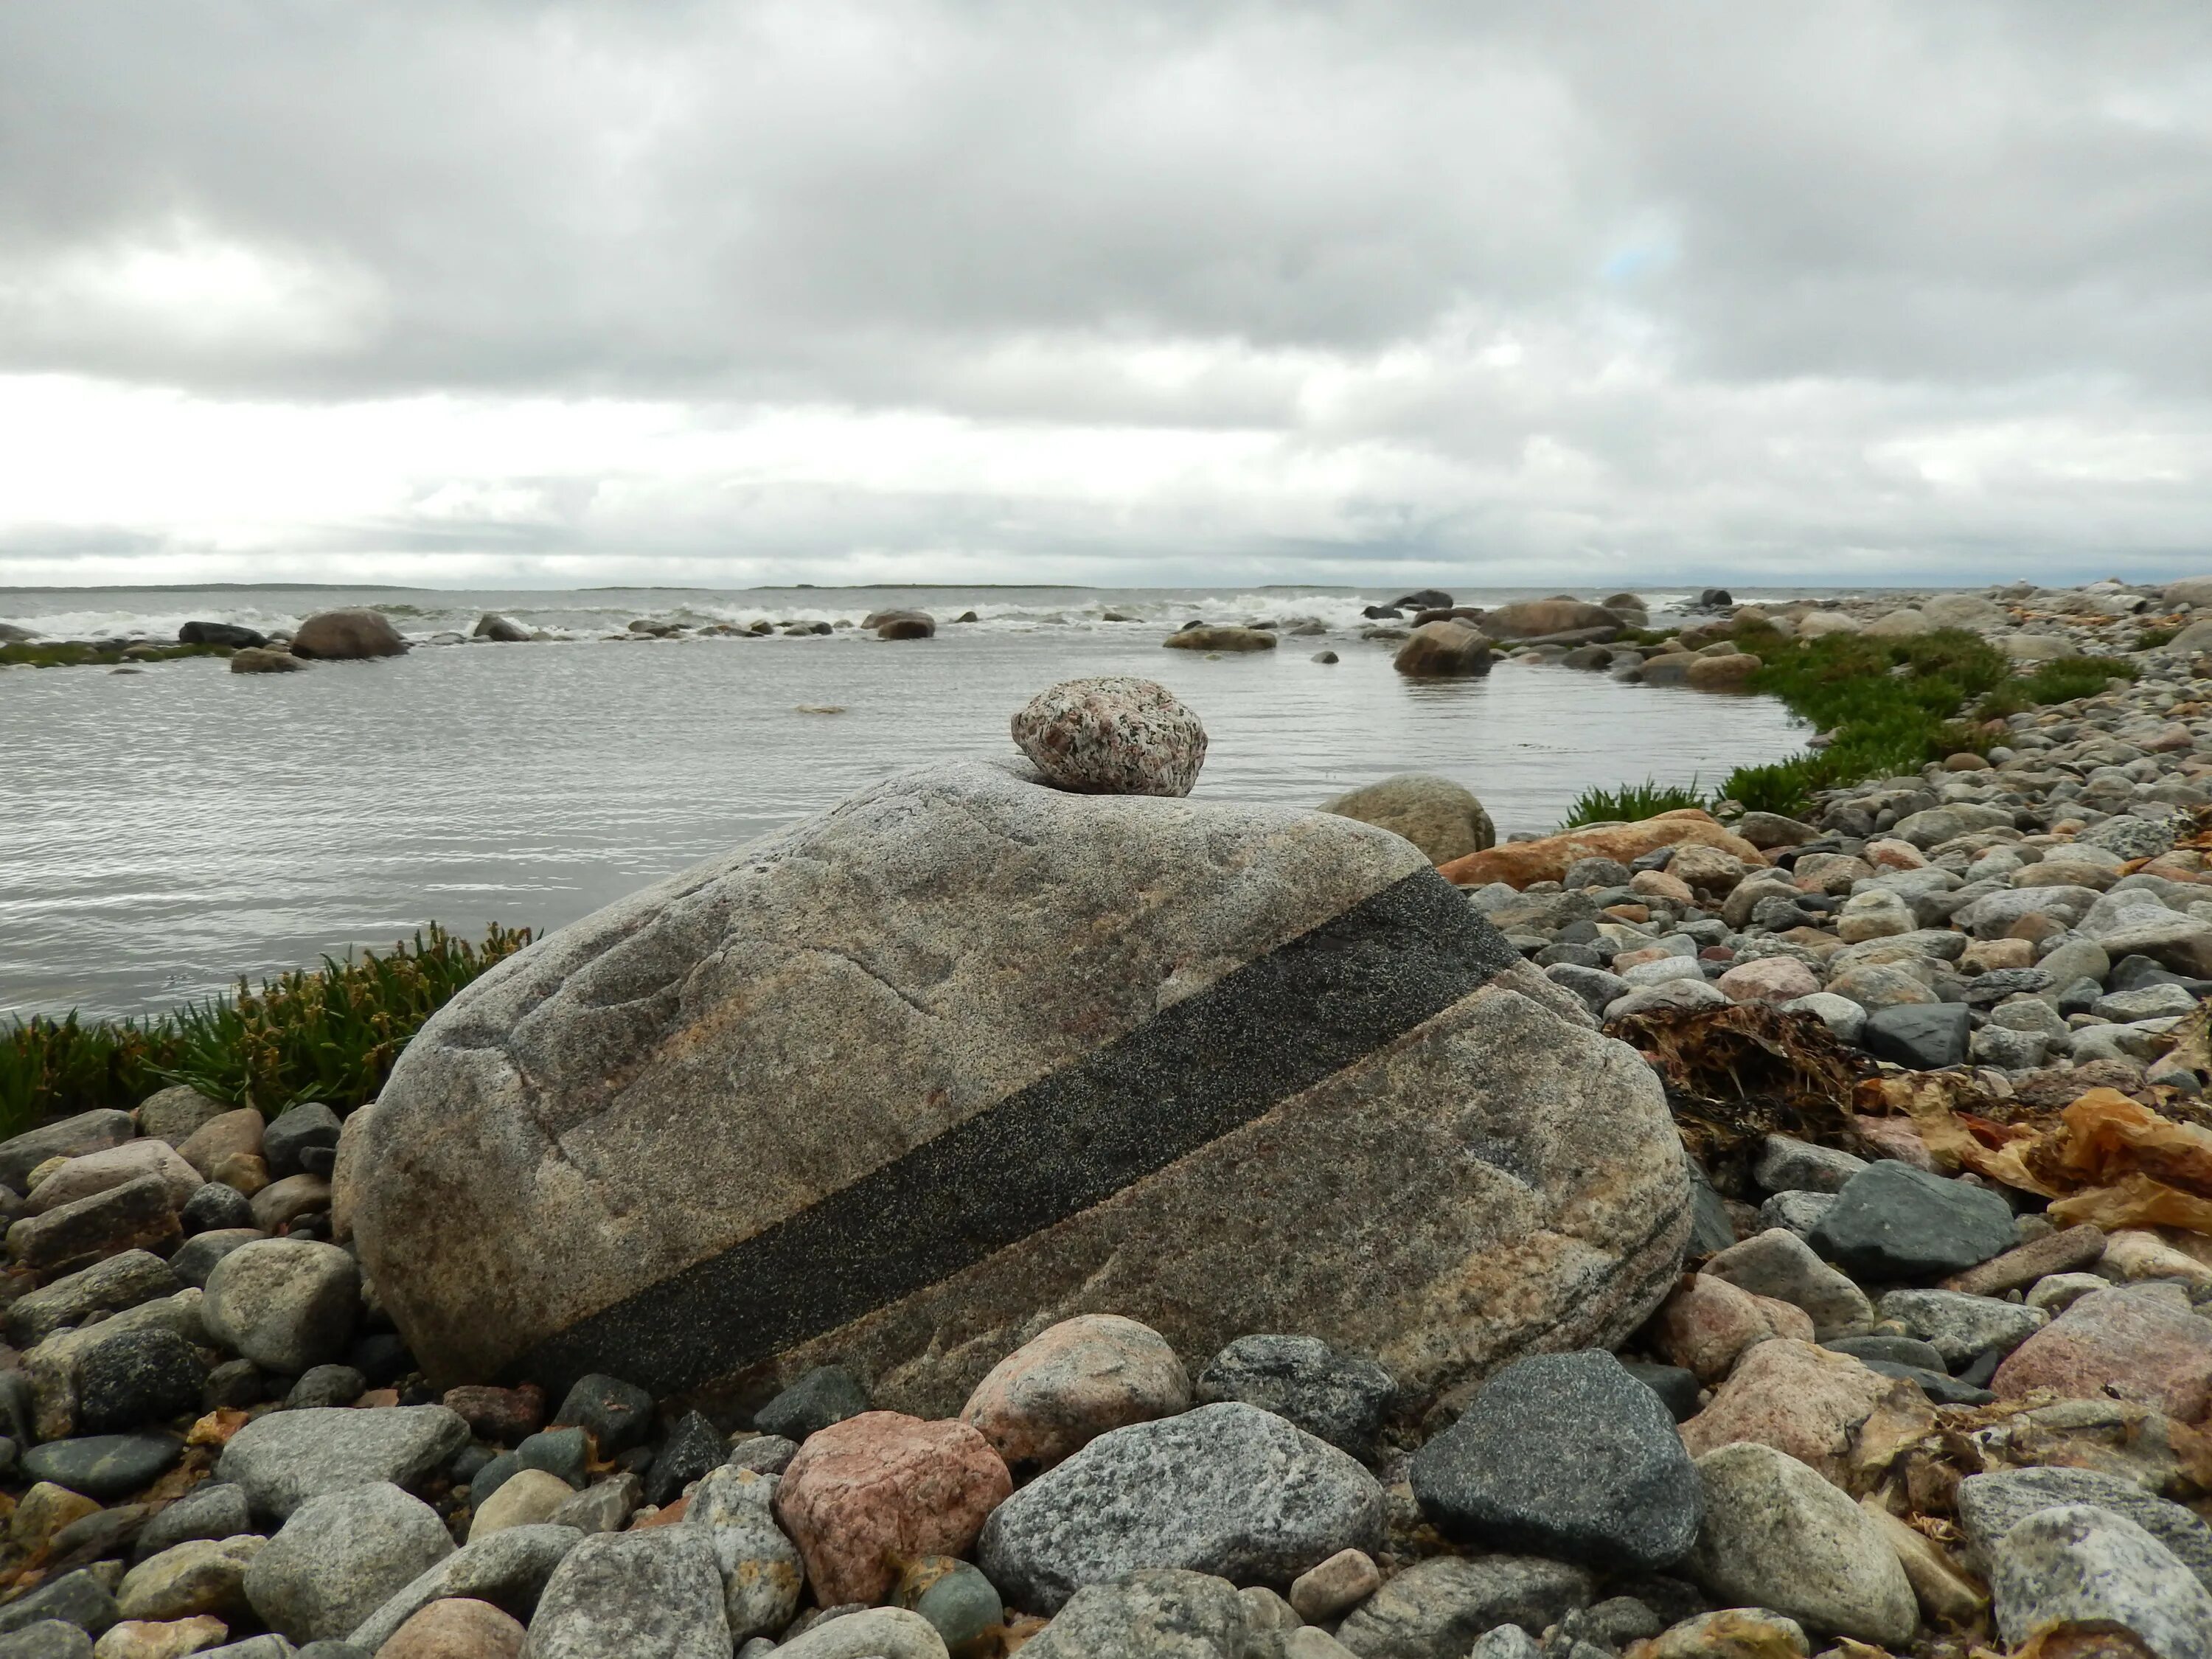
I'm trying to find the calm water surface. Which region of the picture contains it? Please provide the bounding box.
[0,584,1813,1018]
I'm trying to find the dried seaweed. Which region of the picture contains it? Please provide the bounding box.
[1606,1001,1869,1168]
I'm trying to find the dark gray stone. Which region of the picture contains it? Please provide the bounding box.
[0,1571,118,1638]
[1193,1335,1397,1462]
[751,1366,866,1444]
[1860,1004,1972,1070]
[133,1482,253,1563]
[1808,1161,2017,1280]
[979,1402,1385,1614]
[262,1103,342,1181]
[285,1365,366,1410]
[644,1411,722,1506]
[180,622,268,650]
[1823,1334,1947,1371]
[1019,1568,1246,1658]
[202,1358,271,1411]
[1409,1352,1700,1570]
[345,1522,582,1652]
[181,1183,257,1236]
[1618,1363,1701,1424]
[551,1373,655,1455]
[21,1434,182,1503]
[217,1405,470,1520]
[524,1528,730,1659]
[1334,1555,1593,1659]
[515,1426,590,1486]
[168,1228,263,1289]
[1857,1360,1993,1405]
[469,1449,525,1509]
[74,1329,208,1433]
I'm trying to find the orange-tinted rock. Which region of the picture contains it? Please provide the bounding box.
[773,1411,1012,1606]
[1864,839,1927,871]
[1717,958,1820,1006]
[1851,1116,1938,1172]
[1652,1276,1813,1384]
[1992,1286,2212,1423]
[442,1384,545,1444]
[1678,1338,1893,1485]
[1631,870,1695,905]
[1438,811,1767,891]
[959,1314,1190,1474]
[1475,599,1624,639]
[177,1110,263,1180]
[379,1596,526,1659]
[1686,653,1762,692]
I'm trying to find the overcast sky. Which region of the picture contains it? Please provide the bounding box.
[4,2,2211,590]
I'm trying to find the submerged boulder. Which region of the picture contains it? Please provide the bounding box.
[355,760,1690,1417]
[179,621,268,649]
[1393,621,1494,678]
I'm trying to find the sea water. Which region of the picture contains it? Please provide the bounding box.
[1,583,1817,1018]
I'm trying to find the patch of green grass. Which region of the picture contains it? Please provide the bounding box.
[0,923,532,1138]
[1561,777,1711,830]
[2135,625,2180,651]
[0,641,228,669]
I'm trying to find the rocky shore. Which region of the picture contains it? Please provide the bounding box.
[0,582,2208,1659]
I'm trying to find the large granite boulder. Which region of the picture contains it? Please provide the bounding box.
[290,609,406,660]
[355,761,1690,1418]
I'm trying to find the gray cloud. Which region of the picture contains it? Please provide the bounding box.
[1,1,2209,583]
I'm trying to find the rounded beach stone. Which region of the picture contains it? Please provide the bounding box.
[354,762,1691,1419]
[1332,1555,1593,1658]
[74,1329,208,1435]
[959,1314,1190,1473]
[1686,1441,1917,1646]
[376,1596,524,1659]
[1010,678,1206,797]
[1677,1340,1891,1486]
[1393,620,1493,677]
[217,1406,470,1522]
[978,1400,1383,1615]
[1993,1284,2212,1422]
[117,1537,264,1621]
[1317,774,1495,866]
[243,1483,455,1644]
[772,1412,1009,1607]
[1016,1569,1242,1659]
[684,1466,802,1641]
[1408,1351,1701,1570]
[1989,1503,2212,1658]
[773,1607,950,1659]
[524,1528,730,1659]
[467,1470,574,1542]
[1193,1334,1397,1463]
[94,1615,231,1658]
[202,1239,358,1375]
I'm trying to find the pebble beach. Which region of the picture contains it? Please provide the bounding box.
[0,576,2209,1659]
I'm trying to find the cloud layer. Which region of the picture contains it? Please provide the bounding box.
[4,1,2210,586]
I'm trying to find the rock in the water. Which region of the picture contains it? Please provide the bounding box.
[959,1315,1190,1474]
[1408,1351,1700,1571]
[1020,1569,1245,1659]
[1163,626,1276,653]
[523,1528,730,1659]
[1807,1162,2017,1280]
[1392,622,1492,678]
[1686,1442,1917,1646]
[1989,1503,2212,1659]
[1317,776,1495,866]
[202,1240,358,1375]
[217,1406,469,1521]
[869,610,936,640]
[228,647,302,674]
[178,622,268,650]
[1010,678,1206,798]
[978,1401,1382,1615]
[354,762,1691,1417]
[473,613,530,643]
[288,611,406,661]
[1332,1554,1592,1659]
[1193,1335,1397,1463]
[773,1411,1009,1607]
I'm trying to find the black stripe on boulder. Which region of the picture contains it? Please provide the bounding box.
[509,866,1520,1401]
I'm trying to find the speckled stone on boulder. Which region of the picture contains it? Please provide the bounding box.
[1011,678,1207,797]
[1408,1352,1700,1570]
[978,1401,1382,1615]
[355,762,1691,1418]
[959,1314,1190,1473]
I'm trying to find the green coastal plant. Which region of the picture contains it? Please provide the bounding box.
[0,641,229,669]
[1560,777,1711,829]
[0,923,532,1138]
